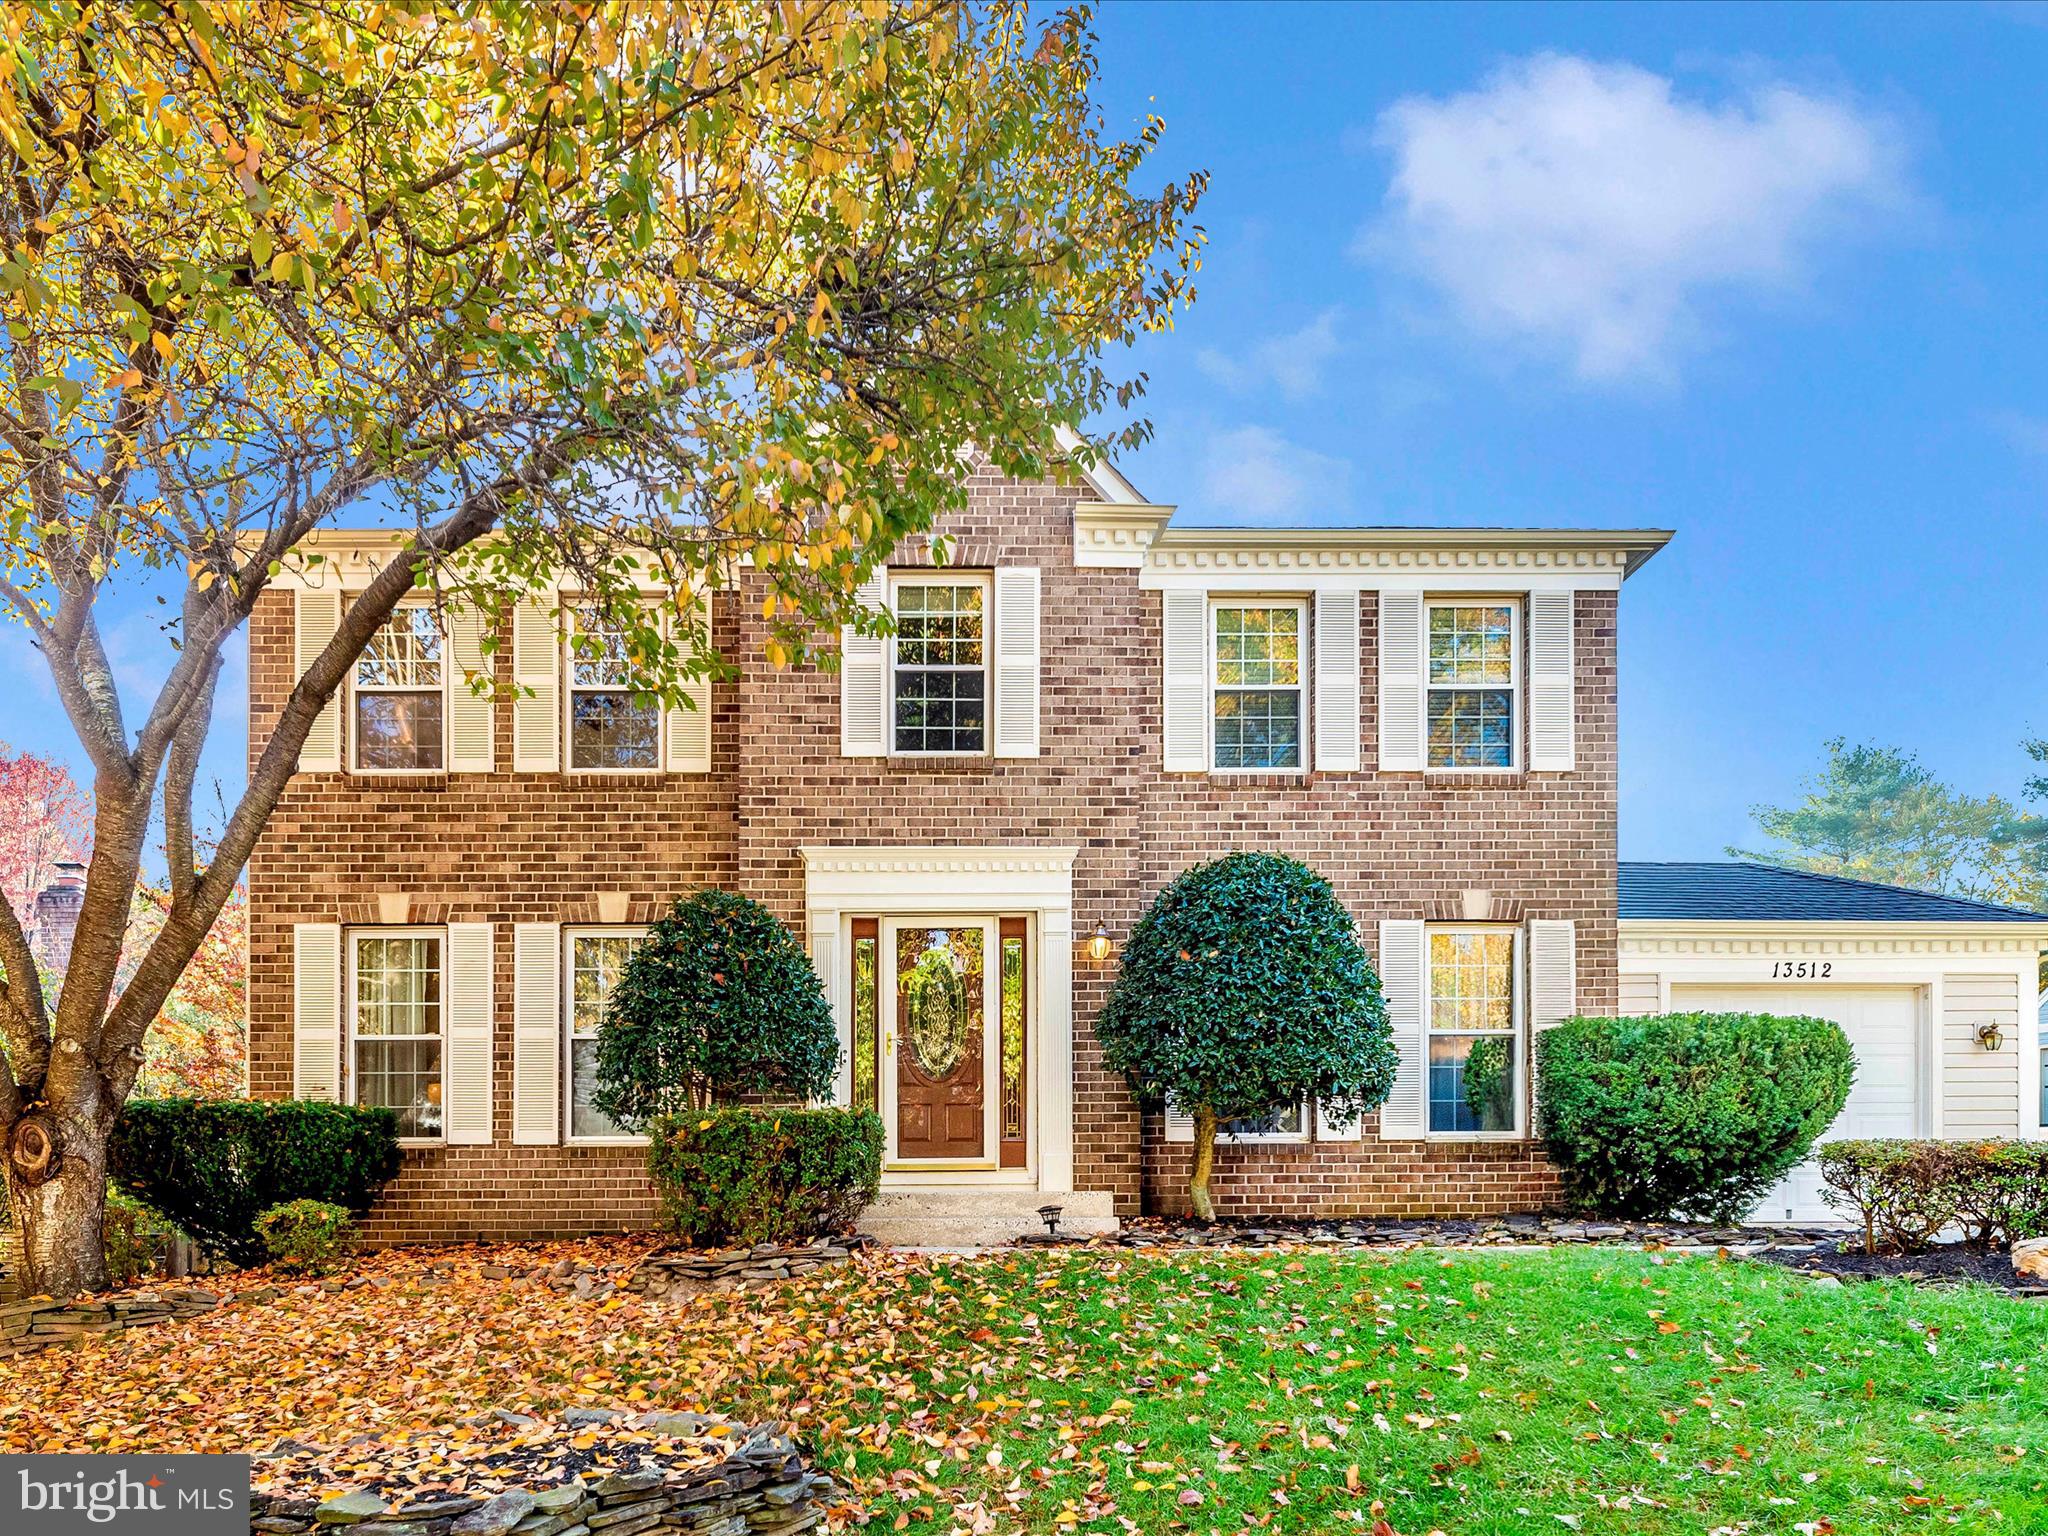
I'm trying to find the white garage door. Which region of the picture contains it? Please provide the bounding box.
[1668,985,1922,1225]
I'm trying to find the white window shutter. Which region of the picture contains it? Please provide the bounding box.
[1529,591,1575,772]
[664,596,712,774]
[1163,1102,1195,1142]
[840,567,888,757]
[511,600,559,772]
[1313,1098,1365,1142]
[294,589,342,773]
[292,922,341,1101]
[1314,590,1361,773]
[446,604,494,772]
[1377,591,1425,771]
[512,922,562,1145]
[444,922,494,1144]
[1377,919,1426,1139]
[992,566,1041,758]
[1162,589,1208,771]
[1529,919,1577,1031]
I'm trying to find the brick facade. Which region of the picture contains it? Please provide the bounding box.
[247,462,1623,1239]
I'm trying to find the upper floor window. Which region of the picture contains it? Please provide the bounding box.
[353,609,444,772]
[1427,602,1518,770]
[350,929,443,1140]
[1212,601,1304,771]
[566,928,646,1142]
[1427,927,1519,1135]
[891,575,987,755]
[567,605,661,771]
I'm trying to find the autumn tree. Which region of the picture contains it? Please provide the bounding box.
[0,1,1203,1292]
[0,742,92,932]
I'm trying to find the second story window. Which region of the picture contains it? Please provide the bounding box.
[1427,602,1518,770]
[568,606,661,771]
[353,608,444,772]
[891,575,987,755]
[1212,601,1303,770]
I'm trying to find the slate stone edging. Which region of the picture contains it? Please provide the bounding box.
[0,1284,275,1359]
[1074,1214,1848,1254]
[250,1415,836,1536]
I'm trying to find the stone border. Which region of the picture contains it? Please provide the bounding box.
[1052,1214,1850,1254]
[0,1283,277,1359]
[251,1417,832,1536]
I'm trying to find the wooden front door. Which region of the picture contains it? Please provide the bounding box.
[887,921,994,1161]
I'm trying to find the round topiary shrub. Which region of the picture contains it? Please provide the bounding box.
[593,889,838,1127]
[1097,852,1395,1219]
[1536,1011,1855,1223]
[646,1107,883,1247]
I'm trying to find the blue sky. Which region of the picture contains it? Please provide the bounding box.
[6,3,2046,866]
[1093,1,2048,857]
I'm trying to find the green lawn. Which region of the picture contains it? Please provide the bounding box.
[7,1242,2044,1535]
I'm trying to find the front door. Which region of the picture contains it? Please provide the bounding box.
[884,920,998,1162]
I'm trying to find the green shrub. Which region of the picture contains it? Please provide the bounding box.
[1536,1012,1854,1223]
[594,889,839,1128]
[111,1100,401,1266]
[1097,852,1394,1220]
[1819,1139,2048,1253]
[254,1199,356,1275]
[102,1186,181,1287]
[645,1107,882,1247]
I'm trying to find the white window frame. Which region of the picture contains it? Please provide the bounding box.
[563,601,665,775]
[1208,596,1308,774]
[347,926,446,1146]
[887,571,992,758]
[348,603,447,775]
[1424,597,1522,774]
[562,925,650,1147]
[1424,924,1526,1141]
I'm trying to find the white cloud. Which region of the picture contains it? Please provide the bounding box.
[1197,308,1344,401]
[1199,426,1351,523]
[1364,54,1904,382]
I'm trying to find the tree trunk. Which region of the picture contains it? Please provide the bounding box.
[1189,1105,1217,1223]
[6,1100,110,1296]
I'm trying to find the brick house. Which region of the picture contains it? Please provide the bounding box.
[246,450,1671,1243]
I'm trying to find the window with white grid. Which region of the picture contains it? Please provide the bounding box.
[890,575,988,755]
[1426,928,1520,1136]
[352,608,445,771]
[567,605,662,771]
[1211,601,1305,771]
[565,929,646,1142]
[350,930,443,1140]
[1426,602,1518,769]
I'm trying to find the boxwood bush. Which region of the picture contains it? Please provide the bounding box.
[646,1106,882,1247]
[1819,1139,2048,1253]
[111,1100,401,1265]
[1536,1011,1854,1223]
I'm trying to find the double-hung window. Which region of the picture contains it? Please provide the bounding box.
[350,929,443,1140]
[891,575,988,755]
[1426,602,1518,769]
[567,605,662,771]
[566,928,646,1142]
[1426,928,1520,1135]
[353,608,445,772]
[1212,601,1305,771]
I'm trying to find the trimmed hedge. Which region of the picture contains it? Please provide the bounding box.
[1536,1012,1854,1223]
[646,1106,882,1247]
[255,1199,357,1275]
[1819,1139,2048,1253]
[111,1099,401,1265]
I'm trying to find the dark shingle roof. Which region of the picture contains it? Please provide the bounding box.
[1619,861,2048,924]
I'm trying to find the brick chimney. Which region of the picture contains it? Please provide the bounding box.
[31,859,86,976]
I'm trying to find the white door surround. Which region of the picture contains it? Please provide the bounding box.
[799,845,1077,1194]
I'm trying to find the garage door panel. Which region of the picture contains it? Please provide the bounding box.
[1668,984,1922,1224]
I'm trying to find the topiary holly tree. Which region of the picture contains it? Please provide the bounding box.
[1098,852,1395,1219]
[592,890,839,1127]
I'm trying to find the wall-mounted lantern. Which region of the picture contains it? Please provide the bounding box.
[1086,925,1113,964]
[1976,1020,2005,1052]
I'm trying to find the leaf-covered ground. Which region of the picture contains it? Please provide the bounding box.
[3,1239,2044,1535]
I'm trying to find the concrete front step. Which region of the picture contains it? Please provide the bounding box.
[858,1188,1118,1247]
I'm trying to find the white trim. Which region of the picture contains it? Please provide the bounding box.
[346,925,447,1147]
[1425,597,1522,774]
[887,570,992,758]
[1073,503,1174,568]
[562,601,665,775]
[1423,924,1526,1141]
[1207,596,1308,774]
[1136,527,1670,590]
[1620,921,2048,957]
[561,925,651,1148]
[348,602,449,776]
[1053,423,1147,505]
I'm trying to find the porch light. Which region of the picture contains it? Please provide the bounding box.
[1976,1020,2005,1052]
[1087,925,1112,963]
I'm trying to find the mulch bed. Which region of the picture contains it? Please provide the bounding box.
[1758,1240,2048,1295]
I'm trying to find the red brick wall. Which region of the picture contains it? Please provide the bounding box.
[246,461,1617,1237]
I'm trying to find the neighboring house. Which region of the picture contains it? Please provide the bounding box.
[1620,861,2048,1222]
[247,450,1678,1242]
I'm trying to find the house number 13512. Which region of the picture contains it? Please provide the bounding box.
[1770,961,1832,979]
